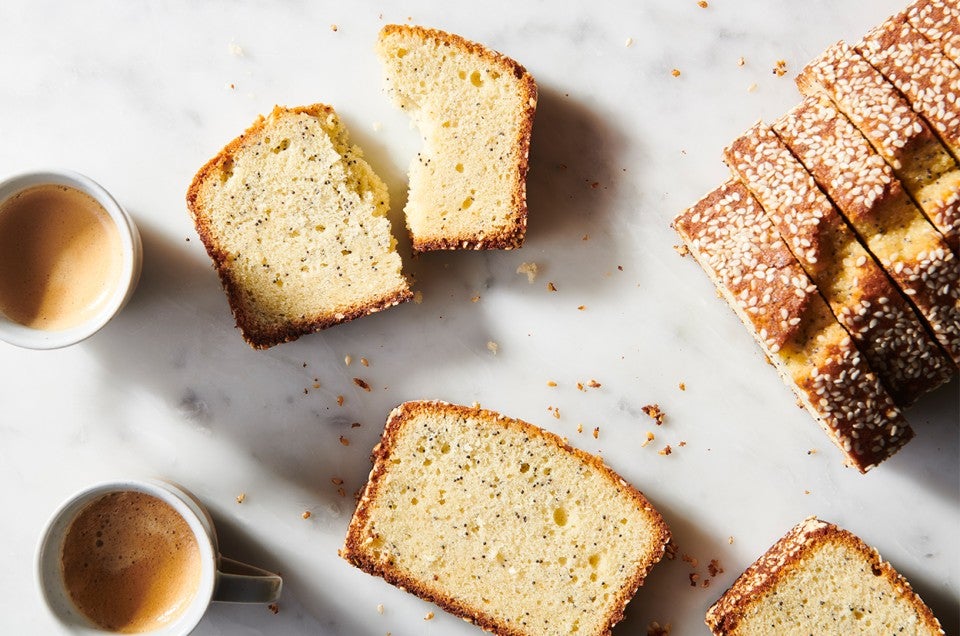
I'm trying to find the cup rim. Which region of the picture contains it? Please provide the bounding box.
[36,479,218,635]
[0,169,142,349]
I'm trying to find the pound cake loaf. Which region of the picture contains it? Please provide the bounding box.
[673,181,912,472]
[857,15,960,162]
[905,0,960,67]
[187,105,412,348]
[706,516,944,635]
[341,400,670,636]
[724,122,954,406]
[796,41,960,253]
[376,25,537,251]
[774,97,960,365]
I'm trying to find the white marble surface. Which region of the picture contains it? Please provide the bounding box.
[1,1,957,634]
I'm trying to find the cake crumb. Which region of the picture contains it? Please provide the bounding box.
[517,262,539,283]
[236,493,246,504]
[330,24,339,32]
[593,426,600,439]
[344,355,352,366]
[413,290,424,304]
[339,436,350,446]
[302,510,312,519]
[807,448,817,455]
[682,554,699,568]
[648,622,672,636]
[577,305,586,311]
[360,357,369,367]
[708,559,724,577]
[424,612,434,621]
[331,477,344,486]
[547,380,557,387]
[577,423,583,433]
[577,382,585,391]
[625,37,634,47]
[337,395,345,406]
[728,536,735,545]
[642,403,665,425]
[659,444,672,456]
[773,59,788,76]
[747,82,758,92]
[737,56,745,66]
[268,603,279,614]
[337,487,346,497]
[547,281,557,292]
[582,234,589,241]
[671,68,682,78]
[587,379,601,388]
[673,243,690,257]
[487,341,499,355]
[353,378,372,391]
[698,0,708,6]
[678,440,687,447]
[804,489,811,495]
[471,294,481,303]
[377,603,384,614]
[678,382,686,391]
[689,572,700,587]
[641,431,655,447]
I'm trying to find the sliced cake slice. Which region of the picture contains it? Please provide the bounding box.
[796,40,960,253]
[857,15,960,162]
[377,25,537,252]
[774,97,960,366]
[706,516,944,635]
[724,122,954,406]
[905,0,960,67]
[673,181,912,472]
[187,105,412,348]
[341,401,670,636]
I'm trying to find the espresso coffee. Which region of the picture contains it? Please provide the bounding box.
[0,184,121,331]
[60,491,202,633]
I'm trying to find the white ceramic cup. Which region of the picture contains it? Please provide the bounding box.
[37,479,282,635]
[0,170,143,349]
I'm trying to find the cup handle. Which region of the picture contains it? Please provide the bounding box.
[213,556,283,604]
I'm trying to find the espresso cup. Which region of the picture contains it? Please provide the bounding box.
[37,479,282,635]
[0,170,142,349]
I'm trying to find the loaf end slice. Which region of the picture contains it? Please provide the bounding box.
[377,25,537,252]
[341,400,670,636]
[674,180,913,472]
[905,0,960,67]
[706,516,944,635]
[187,105,412,348]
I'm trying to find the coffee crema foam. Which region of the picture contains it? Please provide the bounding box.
[60,491,202,633]
[0,184,121,331]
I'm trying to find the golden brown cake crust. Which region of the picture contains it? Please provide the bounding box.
[905,0,960,65]
[379,24,538,252]
[341,400,670,636]
[705,517,944,635]
[186,104,412,349]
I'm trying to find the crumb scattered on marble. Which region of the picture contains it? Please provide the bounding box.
[353,378,371,391]
[377,604,384,614]
[593,426,600,439]
[577,305,586,311]
[236,493,246,504]
[708,559,724,577]
[547,282,557,292]
[517,261,539,283]
[728,536,735,544]
[673,243,690,257]
[302,511,312,519]
[487,341,499,355]
[737,56,746,66]
[659,444,672,456]
[804,489,811,495]
[471,294,481,303]
[424,612,434,620]
[747,82,758,92]
[577,423,584,433]
[413,290,424,304]
[773,59,788,76]
[331,477,344,486]
[642,403,665,425]
[807,448,817,455]
[689,572,700,587]
[344,355,352,366]
[698,0,709,7]
[330,24,339,32]
[351,422,361,428]
[547,380,557,387]
[587,379,601,388]
[337,395,345,406]
[268,603,279,614]
[678,382,686,391]
[625,37,634,47]
[641,431,655,447]
[679,440,687,447]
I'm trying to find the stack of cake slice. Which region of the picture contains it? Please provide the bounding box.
[674,0,959,472]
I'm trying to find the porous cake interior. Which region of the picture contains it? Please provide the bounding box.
[360,409,663,635]
[735,539,933,634]
[195,108,407,331]
[377,28,528,248]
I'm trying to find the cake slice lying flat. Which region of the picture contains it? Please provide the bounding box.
[724,122,954,406]
[673,181,912,472]
[187,105,411,348]
[796,41,960,253]
[377,25,537,251]
[905,0,960,67]
[706,517,943,635]
[857,16,960,162]
[341,401,669,636]
[774,97,960,366]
